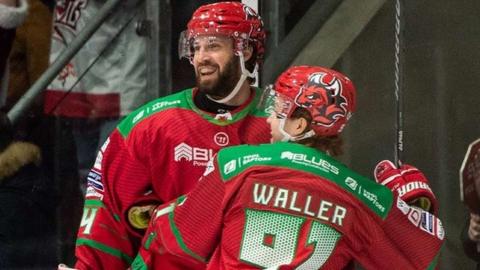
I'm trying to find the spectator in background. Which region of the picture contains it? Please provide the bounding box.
[6,0,52,111]
[44,0,155,263]
[0,0,28,108]
[0,111,57,269]
[462,213,480,269]
[44,0,154,190]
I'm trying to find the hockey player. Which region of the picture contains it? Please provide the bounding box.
[71,2,270,269]
[131,66,444,269]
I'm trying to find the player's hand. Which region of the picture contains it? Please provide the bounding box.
[374,160,438,214]
[468,213,480,242]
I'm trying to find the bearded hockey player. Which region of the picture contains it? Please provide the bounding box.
[131,66,444,269]
[71,2,270,269]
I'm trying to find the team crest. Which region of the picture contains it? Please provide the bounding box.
[295,72,348,127]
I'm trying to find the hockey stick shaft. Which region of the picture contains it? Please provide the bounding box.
[394,0,404,166]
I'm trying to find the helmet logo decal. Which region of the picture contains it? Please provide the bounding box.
[295,72,347,127]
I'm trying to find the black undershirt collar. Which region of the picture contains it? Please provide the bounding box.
[193,90,239,114]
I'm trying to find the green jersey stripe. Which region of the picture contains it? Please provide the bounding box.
[84,199,105,208]
[167,196,207,263]
[76,238,134,264]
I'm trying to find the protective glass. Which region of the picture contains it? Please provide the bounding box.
[178,31,246,61]
[258,85,295,119]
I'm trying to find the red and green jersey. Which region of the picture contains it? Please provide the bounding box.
[74,88,271,269]
[133,142,445,270]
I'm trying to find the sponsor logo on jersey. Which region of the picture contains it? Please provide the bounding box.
[420,211,445,240]
[132,110,145,124]
[132,100,182,124]
[396,197,410,214]
[407,207,422,226]
[174,142,214,167]
[85,186,104,200]
[242,154,272,165]
[223,154,272,176]
[280,151,339,175]
[214,112,233,121]
[224,160,237,175]
[93,137,110,171]
[362,189,386,213]
[345,177,358,191]
[214,132,230,146]
[152,100,181,111]
[87,170,104,191]
[396,197,444,240]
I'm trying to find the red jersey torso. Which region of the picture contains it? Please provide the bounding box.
[75,88,270,269]
[137,142,444,270]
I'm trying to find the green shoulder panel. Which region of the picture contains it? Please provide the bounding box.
[117,89,192,137]
[216,142,393,219]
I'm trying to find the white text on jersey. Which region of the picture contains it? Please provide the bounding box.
[252,183,347,227]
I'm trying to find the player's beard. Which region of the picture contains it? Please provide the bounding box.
[196,55,241,99]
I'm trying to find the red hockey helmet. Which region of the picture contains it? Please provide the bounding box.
[179,2,265,64]
[265,66,356,136]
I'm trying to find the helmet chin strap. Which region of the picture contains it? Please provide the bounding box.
[207,52,257,104]
[278,118,316,142]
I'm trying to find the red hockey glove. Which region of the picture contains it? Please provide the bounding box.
[374,160,438,214]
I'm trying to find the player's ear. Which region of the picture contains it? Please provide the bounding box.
[290,117,309,137]
[243,45,253,62]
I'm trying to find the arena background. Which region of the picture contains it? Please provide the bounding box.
[8,0,480,268]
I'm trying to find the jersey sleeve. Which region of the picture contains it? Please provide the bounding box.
[131,158,226,270]
[74,127,154,269]
[359,197,445,269]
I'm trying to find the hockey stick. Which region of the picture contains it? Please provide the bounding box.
[394,0,404,167]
